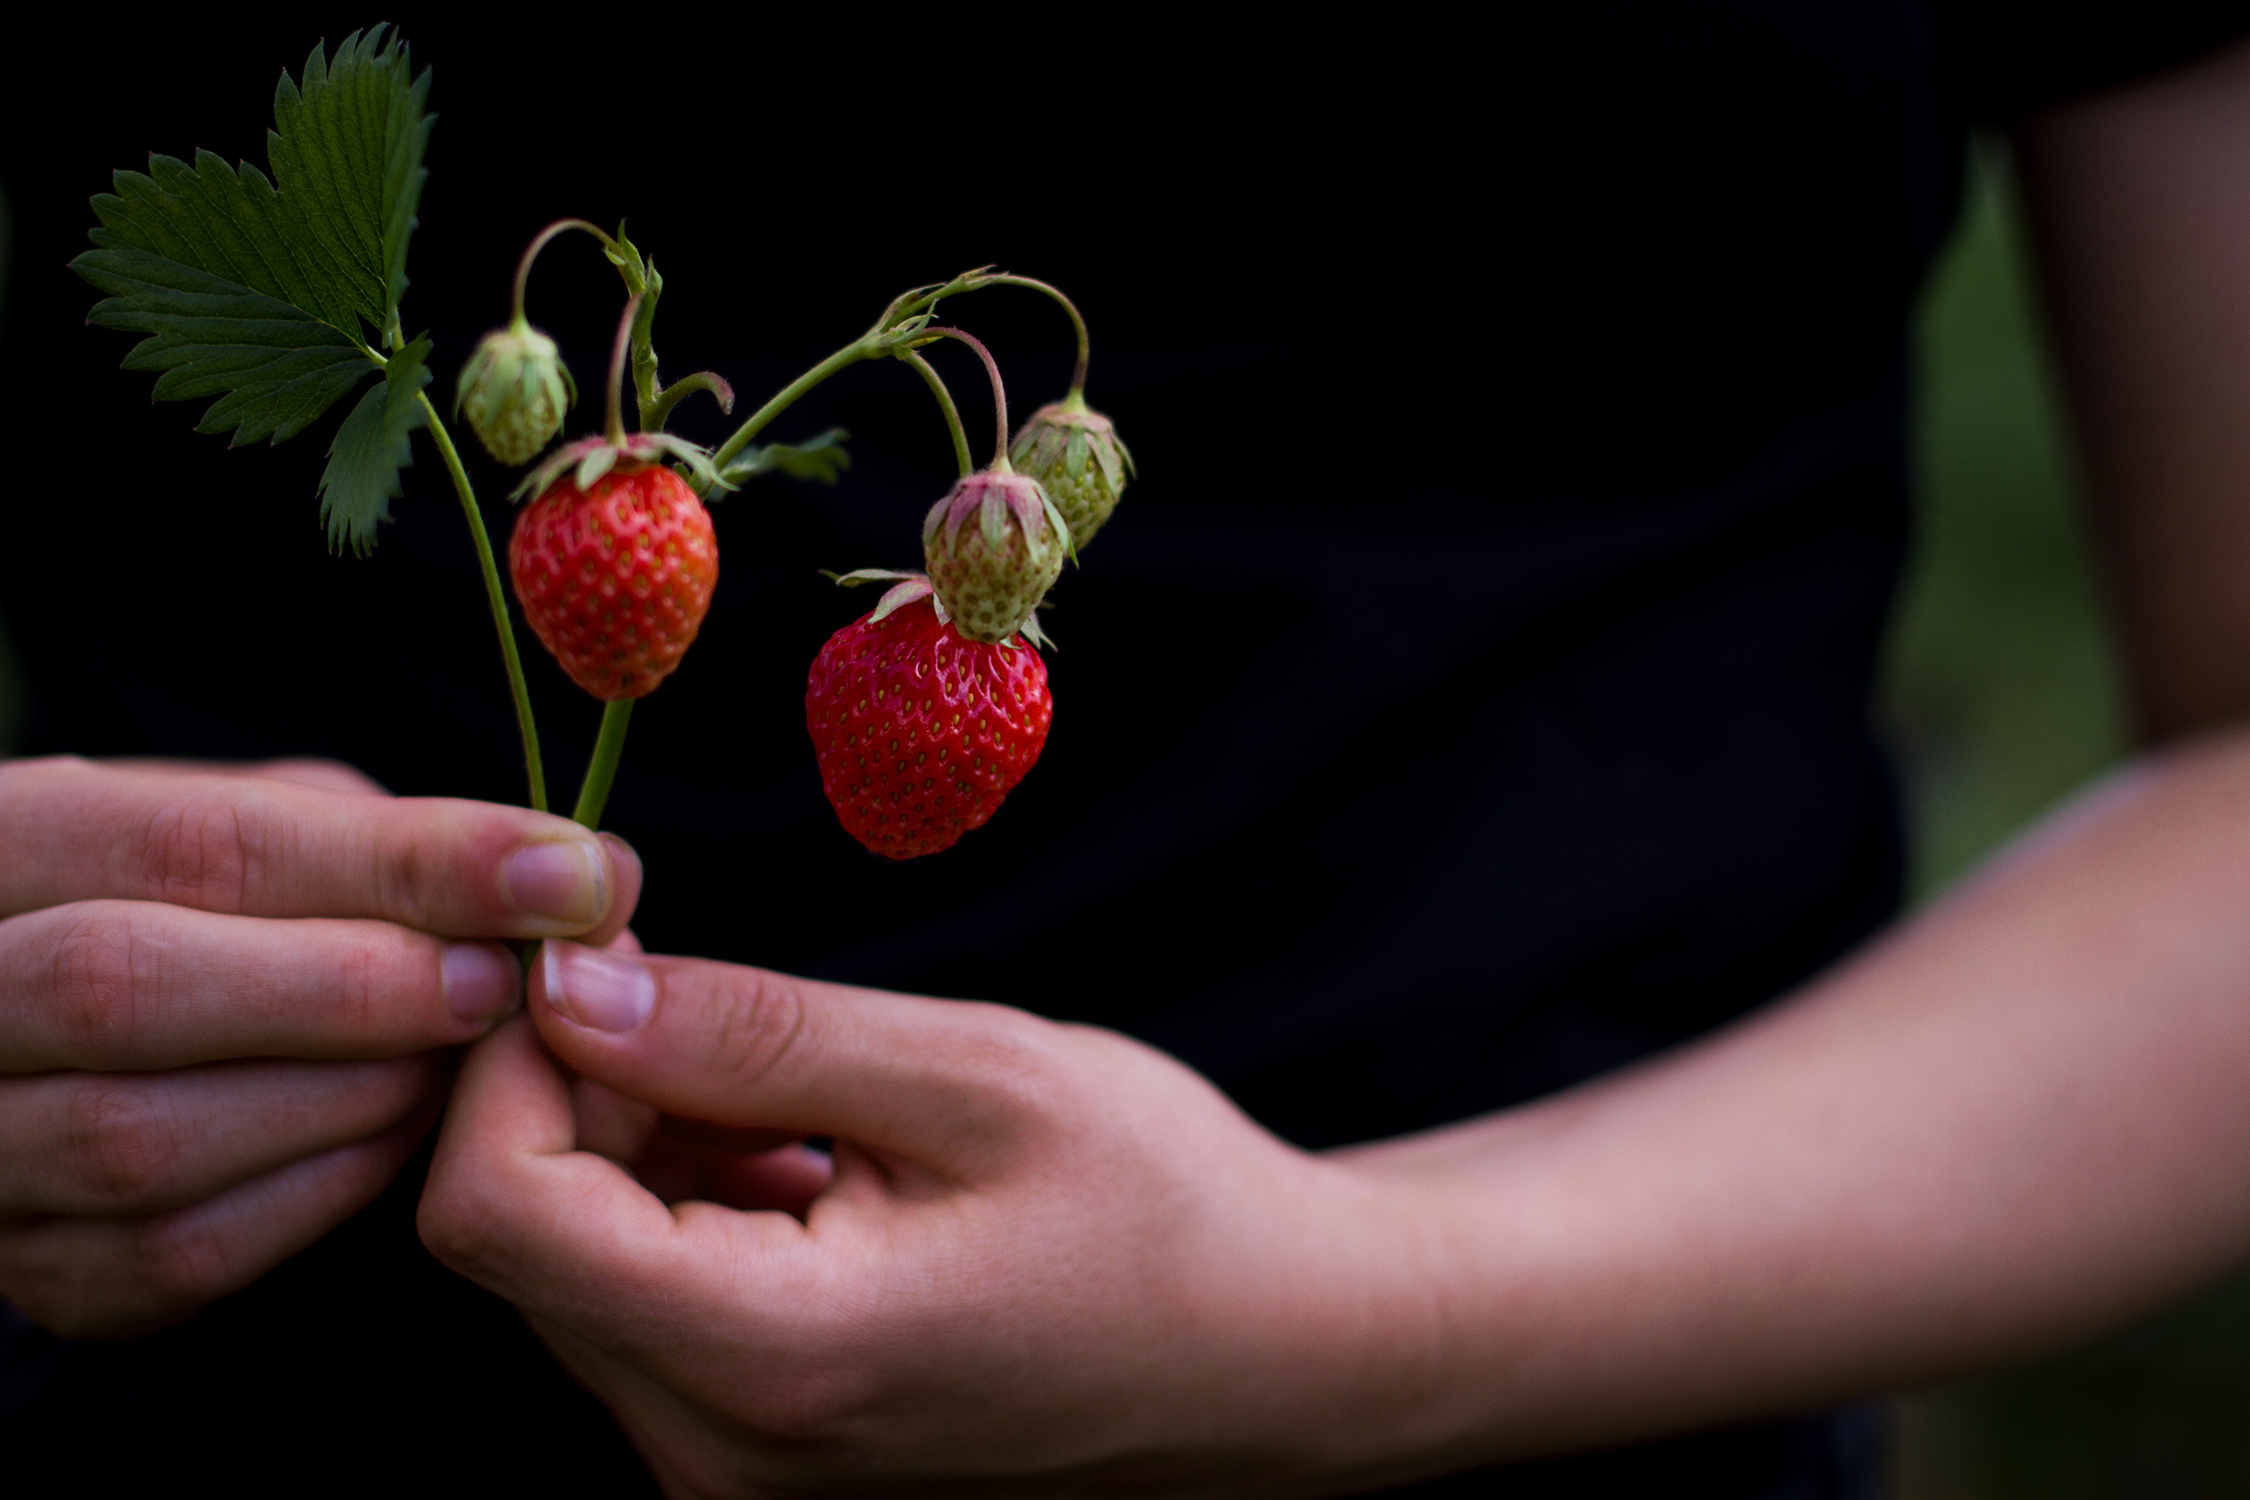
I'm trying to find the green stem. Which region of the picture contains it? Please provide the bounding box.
[419,393,548,812]
[645,370,735,431]
[983,274,1091,396]
[923,327,1011,470]
[510,218,619,325]
[902,350,974,479]
[701,269,1004,483]
[711,342,872,471]
[629,269,663,430]
[572,699,634,830]
[604,296,639,447]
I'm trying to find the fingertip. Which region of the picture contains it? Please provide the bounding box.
[441,940,523,1029]
[581,833,643,949]
[499,837,610,930]
[538,940,657,1036]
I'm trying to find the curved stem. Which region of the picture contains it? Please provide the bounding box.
[572,699,635,830]
[510,218,618,326]
[418,393,548,812]
[645,370,735,432]
[711,343,871,471]
[605,295,640,447]
[902,351,974,480]
[923,328,1010,470]
[983,274,1090,395]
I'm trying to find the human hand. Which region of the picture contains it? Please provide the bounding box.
[0,755,641,1337]
[420,944,1467,1499]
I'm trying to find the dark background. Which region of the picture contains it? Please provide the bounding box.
[6,7,2250,1495]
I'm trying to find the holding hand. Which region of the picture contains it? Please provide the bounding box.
[421,945,1462,1498]
[0,756,640,1336]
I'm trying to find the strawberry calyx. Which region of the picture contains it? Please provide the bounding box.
[509,431,727,504]
[828,567,1053,649]
[828,568,946,626]
[927,469,1073,567]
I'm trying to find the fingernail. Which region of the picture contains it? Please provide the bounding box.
[503,840,607,925]
[442,942,520,1025]
[544,941,655,1033]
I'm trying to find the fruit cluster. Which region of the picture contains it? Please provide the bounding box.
[75,31,1129,861]
[458,229,1131,856]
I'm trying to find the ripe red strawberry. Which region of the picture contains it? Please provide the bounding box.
[805,590,1052,859]
[508,459,718,700]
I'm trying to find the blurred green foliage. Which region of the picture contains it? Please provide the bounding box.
[1886,158,2250,1497]
[1884,156,2122,900]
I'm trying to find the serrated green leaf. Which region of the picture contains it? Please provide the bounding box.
[318,334,431,555]
[76,244,373,445]
[71,24,431,460]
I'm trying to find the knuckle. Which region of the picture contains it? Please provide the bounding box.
[46,906,143,1064]
[415,1169,501,1278]
[952,1004,1080,1124]
[738,1372,866,1445]
[133,786,262,910]
[381,832,438,931]
[132,1212,239,1311]
[705,968,810,1088]
[326,929,403,1043]
[59,1077,184,1210]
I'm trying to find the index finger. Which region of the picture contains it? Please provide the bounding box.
[0,757,627,937]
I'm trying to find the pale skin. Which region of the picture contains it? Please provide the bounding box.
[7,35,2250,1498]
[0,756,642,1337]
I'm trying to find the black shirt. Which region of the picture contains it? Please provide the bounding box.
[2,5,2243,1493]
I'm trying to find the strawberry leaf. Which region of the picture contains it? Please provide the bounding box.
[719,428,853,489]
[318,334,431,556]
[71,25,431,460]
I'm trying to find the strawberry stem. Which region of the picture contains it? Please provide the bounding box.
[628,270,664,431]
[980,275,1092,397]
[417,393,549,813]
[703,268,1003,483]
[572,698,634,831]
[605,295,639,447]
[509,218,619,327]
[923,327,1010,470]
[901,350,974,480]
[645,370,735,431]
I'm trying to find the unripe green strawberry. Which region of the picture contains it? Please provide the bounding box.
[923,468,1071,644]
[1008,392,1133,549]
[805,589,1053,859]
[457,319,576,466]
[508,448,717,701]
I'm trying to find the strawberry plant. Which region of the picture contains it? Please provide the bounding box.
[73,24,1132,855]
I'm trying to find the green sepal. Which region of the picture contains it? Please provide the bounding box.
[602,224,651,296]
[1041,490,1077,565]
[317,334,432,556]
[979,489,1006,551]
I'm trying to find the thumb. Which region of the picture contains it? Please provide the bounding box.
[527,941,1060,1170]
